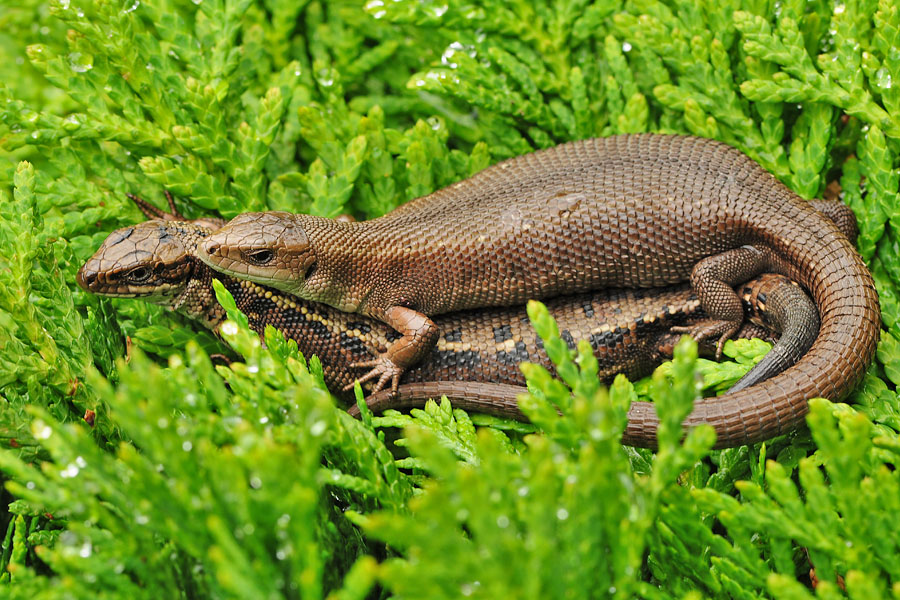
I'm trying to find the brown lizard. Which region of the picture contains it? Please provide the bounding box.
[78,199,827,447]
[194,134,878,445]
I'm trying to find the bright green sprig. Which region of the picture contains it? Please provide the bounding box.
[614,2,793,177]
[693,399,900,597]
[736,5,900,140]
[0,163,101,438]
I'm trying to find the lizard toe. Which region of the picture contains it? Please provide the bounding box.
[346,355,405,395]
[671,319,742,360]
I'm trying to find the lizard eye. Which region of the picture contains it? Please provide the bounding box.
[127,266,152,282]
[246,249,275,265]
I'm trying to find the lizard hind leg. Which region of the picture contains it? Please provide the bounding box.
[127,192,185,221]
[671,245,769,359]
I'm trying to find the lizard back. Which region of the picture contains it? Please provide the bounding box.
[304,135,842,317]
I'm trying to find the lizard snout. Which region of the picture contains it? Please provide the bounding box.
[76,265,98,291]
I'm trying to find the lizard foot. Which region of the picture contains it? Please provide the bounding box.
[344,356,404,395]
[671,319,741,360]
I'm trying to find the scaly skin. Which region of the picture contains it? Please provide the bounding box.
[196,134,879,446]
[78,210,825,447]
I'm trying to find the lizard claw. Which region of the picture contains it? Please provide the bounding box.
[671,319,741,360]
[344,356,404,395]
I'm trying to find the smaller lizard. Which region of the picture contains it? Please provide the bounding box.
[78,199,821,447]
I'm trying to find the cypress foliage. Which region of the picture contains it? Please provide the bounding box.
[1,0,899,597]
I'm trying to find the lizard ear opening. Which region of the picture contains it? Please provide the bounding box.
[304,261,317,281]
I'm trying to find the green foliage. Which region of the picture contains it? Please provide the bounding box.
[1,0,900,597]
[360,312,715,599]
[0,281,414,598]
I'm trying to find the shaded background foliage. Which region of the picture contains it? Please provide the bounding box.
[0,0,899,598]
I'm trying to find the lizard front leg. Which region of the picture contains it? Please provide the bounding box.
[672,245,769,358]
[345,305,440,394]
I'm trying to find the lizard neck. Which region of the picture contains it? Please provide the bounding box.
[160,223,228,330]
[170,260,227,330]
[296,215,382,315]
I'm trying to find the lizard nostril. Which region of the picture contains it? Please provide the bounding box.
[77,267,98,290]
[206,243,220,255]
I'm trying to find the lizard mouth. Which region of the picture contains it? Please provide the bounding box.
[76,265,186,302]
[84,284,184,302]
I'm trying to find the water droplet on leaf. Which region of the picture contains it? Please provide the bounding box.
[68,52,93,72]
[79,541,92,557]
[34,421,52,439]
[310,420,326,436]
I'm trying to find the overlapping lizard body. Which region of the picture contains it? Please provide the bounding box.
[80,209,824,447]
[197,134,879,445]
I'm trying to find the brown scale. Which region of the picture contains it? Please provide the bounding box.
[80,203,825,448]
[196,134,879,447]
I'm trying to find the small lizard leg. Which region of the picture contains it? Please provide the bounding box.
[165,190,179,215]
[671,245,768,359]
[128,191,225,230]
[734,323,776,343]
[127,192,177,220]
[128,191,187,221]
[345,305,440,395]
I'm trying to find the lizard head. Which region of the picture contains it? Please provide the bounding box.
[77,220,206,305]
[197,211,316,297]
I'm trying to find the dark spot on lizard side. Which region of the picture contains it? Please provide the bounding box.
[385,330,403,343]
[433,349,483,370]
[496,341,529,366]
[305,318,332,338]
[560,330,576,350]
[347,322,372,335]
[444,328,463,342]
[633,311,685,338]
[246,295,277,315]
[582,299,595,318]
[493,324,512,343]
[339,331,369,354]
[590,328,626,350]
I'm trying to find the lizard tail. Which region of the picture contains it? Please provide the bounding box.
[347,382,527,421]
[626,210,881,449]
